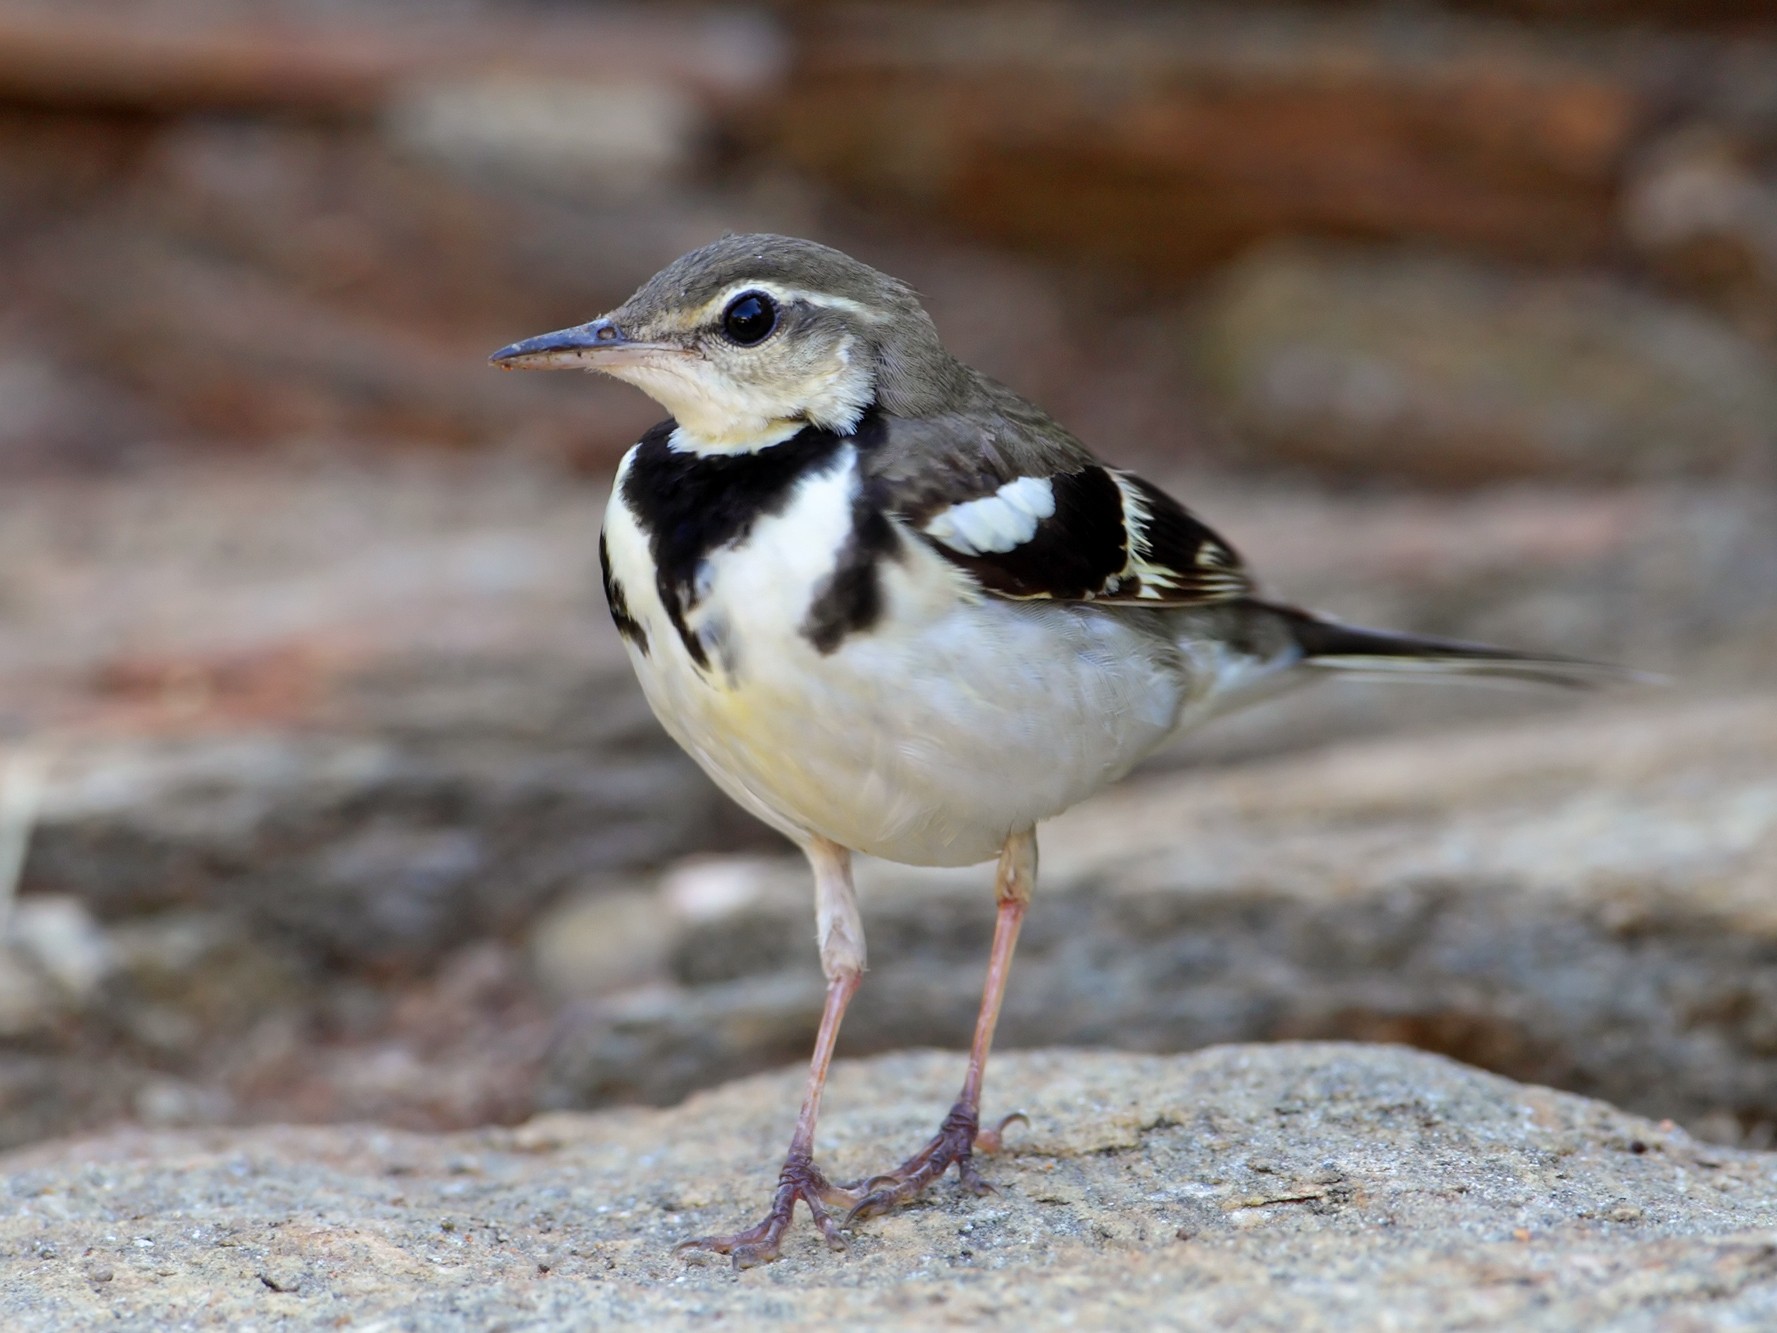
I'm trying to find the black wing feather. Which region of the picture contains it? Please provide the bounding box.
[860,385,1253,608]
[1114,474,1252,605]
[913,465,1252,607]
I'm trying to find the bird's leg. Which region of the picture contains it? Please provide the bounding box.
[676,838,866,1268]
[844,828,1035,1223]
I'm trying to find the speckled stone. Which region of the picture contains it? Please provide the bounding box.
[5,1044,1777,1330]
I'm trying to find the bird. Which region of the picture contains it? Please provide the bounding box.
[489,233,1625,1268]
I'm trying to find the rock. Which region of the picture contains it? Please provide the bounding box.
[1186,243,1777,483]
[43,224,647,455]
[7,101,771,459]
[1624,127,1777,339]
[528,886,671,1001]
[0,953,54,1040]
[131,1076,232,1130]
[763,6,1777,280]
[103,909,309,1058]
[540,974,826,1111]
[0,897,110,1039]
[544,692,1777,1141]
[767,4,1639,275]
[3,453,1774,1154]
[3,896,108,1002]
[0,349,155,473]
[0,905,312,1148]
[7,1045,1777,1327]
[385,76,704,199]
[10,0,1777,473]
[22,727,732,967]
[0,5,783,117]
[0,452,787,1146]
[1489,0,1777,22]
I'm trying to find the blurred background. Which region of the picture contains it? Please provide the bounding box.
[1,0,1775,1152]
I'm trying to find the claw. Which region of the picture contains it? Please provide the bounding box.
[977,1111,1029,1154]
[842,1187,902,1227]
[957,1158,996,1196]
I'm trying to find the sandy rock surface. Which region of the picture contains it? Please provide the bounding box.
[6,1044,1777,1330]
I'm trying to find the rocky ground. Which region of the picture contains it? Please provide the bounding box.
[7,1045,1777,1329]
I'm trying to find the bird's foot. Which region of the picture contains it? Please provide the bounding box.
[675,1152,857,1269]
[842,1101,1028,1224]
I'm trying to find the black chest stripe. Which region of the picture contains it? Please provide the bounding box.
[802,485,901,655]
[620,412,882,668]
[599,529,649,655]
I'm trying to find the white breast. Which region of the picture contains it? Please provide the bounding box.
[602,445,1199,866]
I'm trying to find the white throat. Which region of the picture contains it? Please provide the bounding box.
[603,335,874,456]
[669,419,806,456]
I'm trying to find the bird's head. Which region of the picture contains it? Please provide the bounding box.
[490,234,967,451]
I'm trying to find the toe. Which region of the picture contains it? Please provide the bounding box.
[673,1213,781,1264]
[675,1235,736,1259]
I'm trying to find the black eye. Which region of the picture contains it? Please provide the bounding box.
[721,291,777,346]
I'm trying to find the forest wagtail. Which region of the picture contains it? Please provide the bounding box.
[492,234,1626,1268]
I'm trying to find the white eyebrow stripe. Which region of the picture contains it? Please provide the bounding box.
[689,282,890,326]
[922,475,1058,556]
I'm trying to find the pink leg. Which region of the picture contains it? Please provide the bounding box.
[845,829,1035,1222]
[676,839,867,1268]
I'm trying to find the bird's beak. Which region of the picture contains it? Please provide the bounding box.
[488,318,676,371]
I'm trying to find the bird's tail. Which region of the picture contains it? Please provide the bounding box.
[1260,601,1650,690]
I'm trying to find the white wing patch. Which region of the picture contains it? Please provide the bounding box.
[921,475,1057,556]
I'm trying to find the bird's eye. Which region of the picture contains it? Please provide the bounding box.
[721,291,777,346]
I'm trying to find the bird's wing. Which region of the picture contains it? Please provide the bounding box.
[861,390,1253,607]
